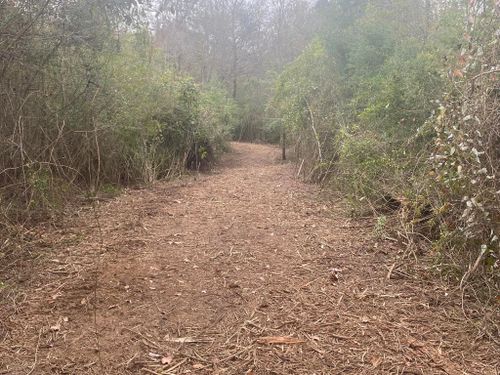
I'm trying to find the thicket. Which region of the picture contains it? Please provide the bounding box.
[269,0,499,290]
[0,1,237,227]
[430,1,499,288]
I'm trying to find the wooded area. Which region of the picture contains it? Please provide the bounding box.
[2,0,497,297]
[0,0,499,373]
[0,0,500,374]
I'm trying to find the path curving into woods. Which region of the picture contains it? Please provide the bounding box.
[1,143,498,374]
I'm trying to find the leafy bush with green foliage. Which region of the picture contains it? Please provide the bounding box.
[272,1,455,193]
[270,0,499,287]
[429,1,499,283]
[271,39,337,180]
[0,2,237,224]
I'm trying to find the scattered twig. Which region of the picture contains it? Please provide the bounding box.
[386,263,397,280]
[26,327,42,375]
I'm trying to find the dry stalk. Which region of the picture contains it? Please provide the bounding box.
[91,199,105,370]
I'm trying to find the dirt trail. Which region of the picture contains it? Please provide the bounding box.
[1,143,499,374]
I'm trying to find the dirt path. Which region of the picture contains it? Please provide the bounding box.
[1,143,499,374]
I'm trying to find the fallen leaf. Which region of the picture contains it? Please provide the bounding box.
[257,336,306,345]
[192,363,204,369]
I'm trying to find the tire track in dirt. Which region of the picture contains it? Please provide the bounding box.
[1,143,498,374]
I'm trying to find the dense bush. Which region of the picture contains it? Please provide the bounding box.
[270,0,498,287]
[429,2,499,282]
[271,39,337,180]
[0,1,237,224]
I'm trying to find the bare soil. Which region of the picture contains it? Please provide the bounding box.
[1,143,499,374]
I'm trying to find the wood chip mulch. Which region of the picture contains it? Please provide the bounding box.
[1,143,499,374]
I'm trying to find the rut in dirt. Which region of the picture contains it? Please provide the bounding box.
[1,143,498,375]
